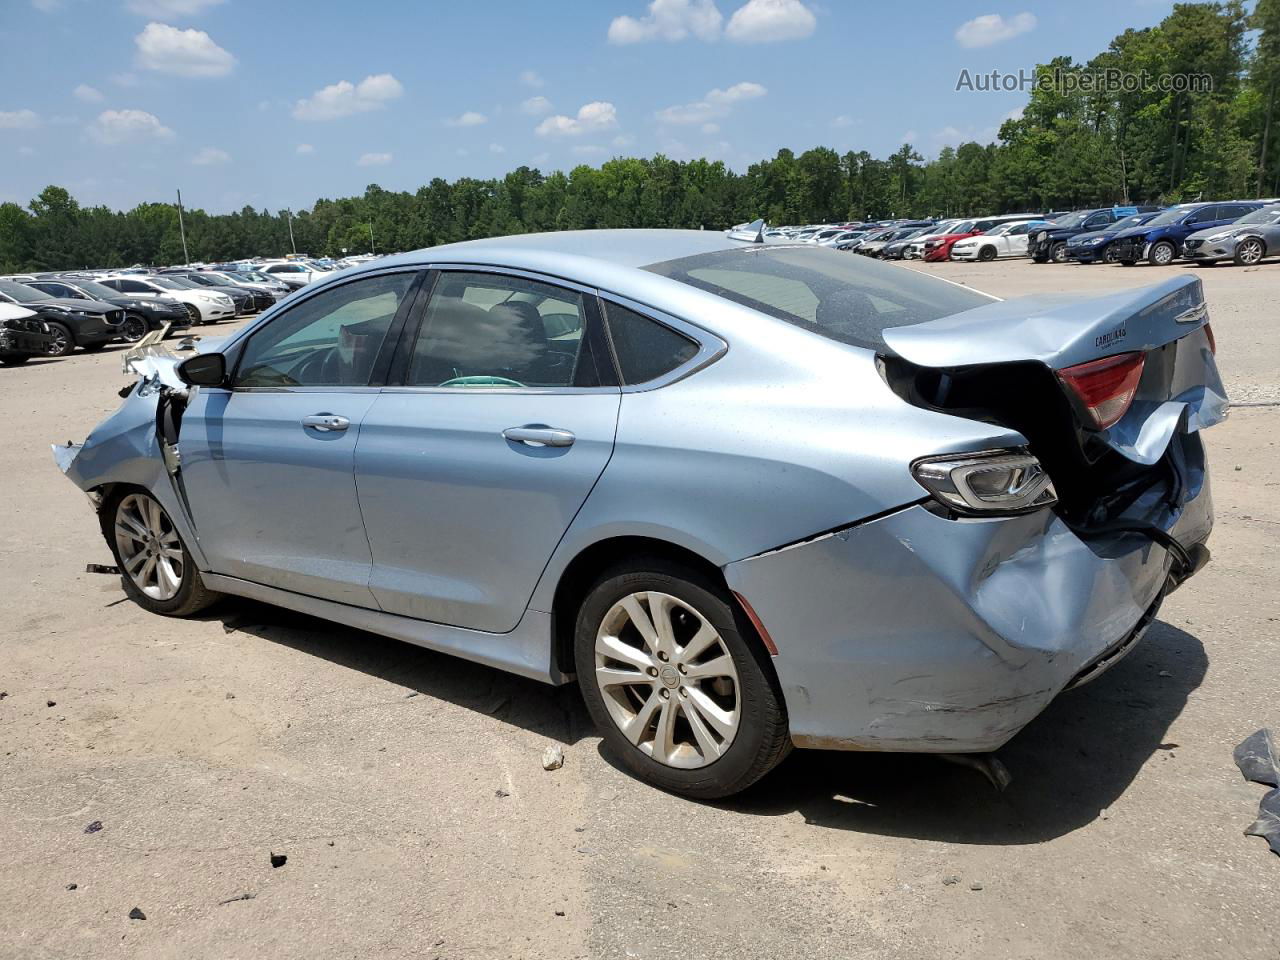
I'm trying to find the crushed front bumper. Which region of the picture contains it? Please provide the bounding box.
[724,467,1212,753]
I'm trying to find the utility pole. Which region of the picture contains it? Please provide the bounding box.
[286,209,297,255]
[176,189,190,264]
[368,222,375,254]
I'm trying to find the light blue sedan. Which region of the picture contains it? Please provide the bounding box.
[54,227,1226,797]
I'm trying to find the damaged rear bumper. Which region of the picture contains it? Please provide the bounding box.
[724,465,1212,754]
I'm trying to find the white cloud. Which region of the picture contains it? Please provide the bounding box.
[613,133,635,147]
[357,152,392,166]
[519,70,544,88]
[656,80,765,125]
[126,0,225,16]
[536,101,618,136]
[447,111,487,127]
[87,108,173,144]
[521,95,553,116]
[135,22,235,77]
[293,73,403,121]
[830,114,855,128]
[0,109,41,129]
[192,146,230,165]
[296,143,314,154]
[572,144,607,157]
[955,12,1036,48]
[725,0,815,43]
[113,72,140,87]
[73,84,104,103]
[489,143,506,154]
[608,0,722,44]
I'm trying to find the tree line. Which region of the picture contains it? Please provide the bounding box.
[2,0,1278,272]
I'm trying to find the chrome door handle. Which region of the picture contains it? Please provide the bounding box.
[502,426,575,447]
[301,414,350,432]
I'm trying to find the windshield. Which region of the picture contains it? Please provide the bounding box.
[946,221,974,234]
[980,223,1011,236]
[644,245,992,351]
[1054,211,1093,229]
[1108,215,1147,231]
[149,277,187,291]
[67,279,121,299]
[1143,206,1193,227]
[1235,205,1280,225]
[0,279,51,300]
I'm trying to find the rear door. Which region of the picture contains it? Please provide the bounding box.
[354,268,621,633]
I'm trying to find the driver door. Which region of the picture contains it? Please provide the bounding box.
[1004,222,1033,256]
[177,269,424,606]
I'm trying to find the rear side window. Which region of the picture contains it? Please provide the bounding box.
[644,246,992,351]
[603,302,699,385]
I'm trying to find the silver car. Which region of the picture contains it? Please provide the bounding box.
[1182,203,1280,265]
[53,229,1225,798]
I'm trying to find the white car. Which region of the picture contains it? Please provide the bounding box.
[206,270,291,299]
[950,220,1045,261]
[259,261,328,285]
[98,275,236,325]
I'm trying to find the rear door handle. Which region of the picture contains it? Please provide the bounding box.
[502,426,575,447]
[301,414,350,432]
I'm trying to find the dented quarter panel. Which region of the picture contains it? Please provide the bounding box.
[724,438,1213,752]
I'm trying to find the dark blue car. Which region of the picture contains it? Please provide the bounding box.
[1064,212,1162,264]
[1110,201,1262,266]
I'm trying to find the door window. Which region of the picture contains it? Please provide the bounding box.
[407,272,595,388]
[234,272,414,388]
[1185,207,1219,225]
[1007,223,1033,236]
[118,279,153,294]
[1084,214,1111,229]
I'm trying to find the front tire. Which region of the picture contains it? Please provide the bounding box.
[1050,241,1068,263]
[574,559,790,799]
[1235,237,1264,266]
[1148,241,1176,266]
[44,322,74,357]
[121,314,149,343]
[978,245,997,262]
[104,490,220,617]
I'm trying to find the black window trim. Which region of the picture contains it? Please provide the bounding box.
[381,263,621,396]
[225,266,428,393]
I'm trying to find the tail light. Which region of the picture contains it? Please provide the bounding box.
[1056,352,1145,429]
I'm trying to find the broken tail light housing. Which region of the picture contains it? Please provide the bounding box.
[1056,352,1145,429]
[912,450,1057,515]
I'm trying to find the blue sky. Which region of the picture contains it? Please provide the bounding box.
[1,0,1185,214]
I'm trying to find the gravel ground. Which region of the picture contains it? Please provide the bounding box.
[1,258,1276,959]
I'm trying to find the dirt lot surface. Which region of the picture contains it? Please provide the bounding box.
[2,259,1277,959]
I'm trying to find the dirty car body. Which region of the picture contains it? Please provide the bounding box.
[54,229,1225,793]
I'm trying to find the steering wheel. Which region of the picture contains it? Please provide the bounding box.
[438,375,526,388]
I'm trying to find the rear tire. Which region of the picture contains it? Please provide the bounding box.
[103,489,220,618]
[574,558,790,799]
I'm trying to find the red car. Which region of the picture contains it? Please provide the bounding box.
[921,215,1044,262]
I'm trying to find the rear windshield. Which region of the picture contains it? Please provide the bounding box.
[643,246,993,350]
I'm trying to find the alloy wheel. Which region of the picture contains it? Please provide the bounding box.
[1152,243,1174,265]
[45,325,71,357]
[1238,239,1263,265]
[121,315,149,342]
[593,591,740,769]
[114,493,185,601]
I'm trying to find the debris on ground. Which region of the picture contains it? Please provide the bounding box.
[270,853,287,868]
[1234,728,1280,856]
[495,788,510,798]
[970,881,984,891]
[225,692,235,700]
[406,692,419,699]
[0,692,7,700]
[555,910,566,917]
[942,875,961,886]
[128,907,147,920]
[85,563,120,575]
[46,700,56,708]
[541,745,564,771]
[938,752,1012,791]
[84,820,103,834]
[219,893,255,905]
[65,883,77,891]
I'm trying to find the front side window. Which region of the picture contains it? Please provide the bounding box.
[407,272,594,388]
[234,272,414,388]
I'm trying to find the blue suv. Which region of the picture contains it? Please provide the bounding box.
[1110,201,1262,266]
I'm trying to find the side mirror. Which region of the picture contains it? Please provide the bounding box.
[176,352,227,387]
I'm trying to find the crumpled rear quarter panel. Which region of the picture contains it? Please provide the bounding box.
[724,476,1212,752]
